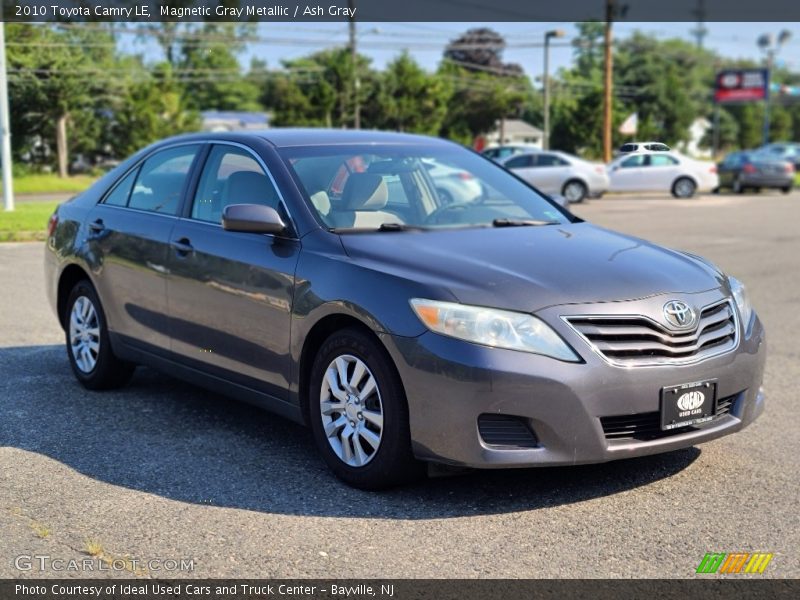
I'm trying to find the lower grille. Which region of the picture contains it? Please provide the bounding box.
[478,414,539,448]
[600,393,739,441]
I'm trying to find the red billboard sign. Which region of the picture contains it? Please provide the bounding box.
[714,69,769,103]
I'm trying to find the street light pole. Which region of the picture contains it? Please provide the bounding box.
[542,30,564,151]
[758,29,791,146]
[0,21,14,212]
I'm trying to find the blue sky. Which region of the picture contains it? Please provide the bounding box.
[125,21,800,78]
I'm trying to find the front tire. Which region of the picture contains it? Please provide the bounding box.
[672,177,697,198]
[65,280,135,390]
[308,328,422,489]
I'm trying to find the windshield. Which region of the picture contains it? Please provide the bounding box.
[279,144,570,231]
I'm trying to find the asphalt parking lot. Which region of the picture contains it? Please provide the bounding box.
[1,191,798,579]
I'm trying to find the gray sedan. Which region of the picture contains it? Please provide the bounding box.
[717,151,794,193]
[45,130,766,489]
[500,150,609,202]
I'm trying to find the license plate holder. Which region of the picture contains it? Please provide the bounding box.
[660,380,717,430]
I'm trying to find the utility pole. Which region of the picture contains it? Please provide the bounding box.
[691,0,708,49]
[348,0,360,130]
[543,29,565,150]
[0,21,14,211]
[602,1,614,163]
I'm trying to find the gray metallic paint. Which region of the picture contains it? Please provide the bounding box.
[45,130,767,469]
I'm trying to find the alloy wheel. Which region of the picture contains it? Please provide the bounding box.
[674,178,695,198]
[69,296,100,373]
[319,354,384,467]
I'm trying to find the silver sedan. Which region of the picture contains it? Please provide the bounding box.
[500,151,609,203]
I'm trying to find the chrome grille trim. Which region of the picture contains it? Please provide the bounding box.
[562,299,740,367]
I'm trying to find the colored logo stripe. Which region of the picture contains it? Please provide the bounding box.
[696,552,773,574]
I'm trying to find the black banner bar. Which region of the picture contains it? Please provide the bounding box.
[1,580,800,600]
[4,0,800,22]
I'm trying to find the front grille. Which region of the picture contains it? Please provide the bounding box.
[566,300,737,366]
[600,392,739,441]
[478,414,539,448]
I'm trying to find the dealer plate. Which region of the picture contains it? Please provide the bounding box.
[660,380,717,430]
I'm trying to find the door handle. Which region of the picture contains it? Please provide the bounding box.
[172,237,194,256]
[88,219,105,233]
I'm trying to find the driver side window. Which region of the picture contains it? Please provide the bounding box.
[191,146,280,224]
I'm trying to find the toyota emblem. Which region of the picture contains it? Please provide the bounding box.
[663,300,695,329]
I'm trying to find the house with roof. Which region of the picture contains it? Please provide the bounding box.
[201,111,270,132]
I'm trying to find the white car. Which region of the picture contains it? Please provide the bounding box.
[607,152,718,198]
[500,151,609,203]
[617,141,671,154]
[482,144,542,162]
[423,160,484,204]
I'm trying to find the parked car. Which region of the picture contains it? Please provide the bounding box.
[422,160,484,204]
[617,141,671,154]
[607,152,718,198]
[754,142,800,170]
[46,130,765,489]
[716,151,794,194]
[482,144,541,162]
[500,150,609,203]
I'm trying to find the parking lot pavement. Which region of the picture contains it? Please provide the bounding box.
[1,192,798,579]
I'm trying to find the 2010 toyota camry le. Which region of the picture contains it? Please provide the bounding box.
[45,130,766,489]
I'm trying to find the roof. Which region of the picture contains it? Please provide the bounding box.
[257,128,452,148]
[160,128,455,149]
[494,119,543,136]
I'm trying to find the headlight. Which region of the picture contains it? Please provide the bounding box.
[409,299,580,362]
[728,276,753,327]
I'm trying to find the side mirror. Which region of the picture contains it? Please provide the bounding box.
[222,204,286,235]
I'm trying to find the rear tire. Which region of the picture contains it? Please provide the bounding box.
[308,328,423,489]
[562,180,587,203]
[672,177,697,198]
[782,186,792,194]
[65,280,135,390]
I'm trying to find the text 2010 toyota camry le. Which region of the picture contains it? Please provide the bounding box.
[45,130,766,489]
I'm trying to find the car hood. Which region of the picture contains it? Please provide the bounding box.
[339,223,725,313]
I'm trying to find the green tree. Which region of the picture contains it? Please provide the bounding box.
[373,53,452,134]
[107,63,200,157]
[178,24,260,111]
[7,24,118,176]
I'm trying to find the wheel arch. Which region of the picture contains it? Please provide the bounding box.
[57,264,93,330]
[296,313,402,426]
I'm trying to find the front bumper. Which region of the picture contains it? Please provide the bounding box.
[381,292,766,469]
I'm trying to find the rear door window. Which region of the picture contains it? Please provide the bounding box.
[649,155,678,166]
[536,154,568,167]
[103,168,139,207]
[128,145,201,215]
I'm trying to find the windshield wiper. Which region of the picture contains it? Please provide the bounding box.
[492,218,559,227]
[377,223,427,232]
